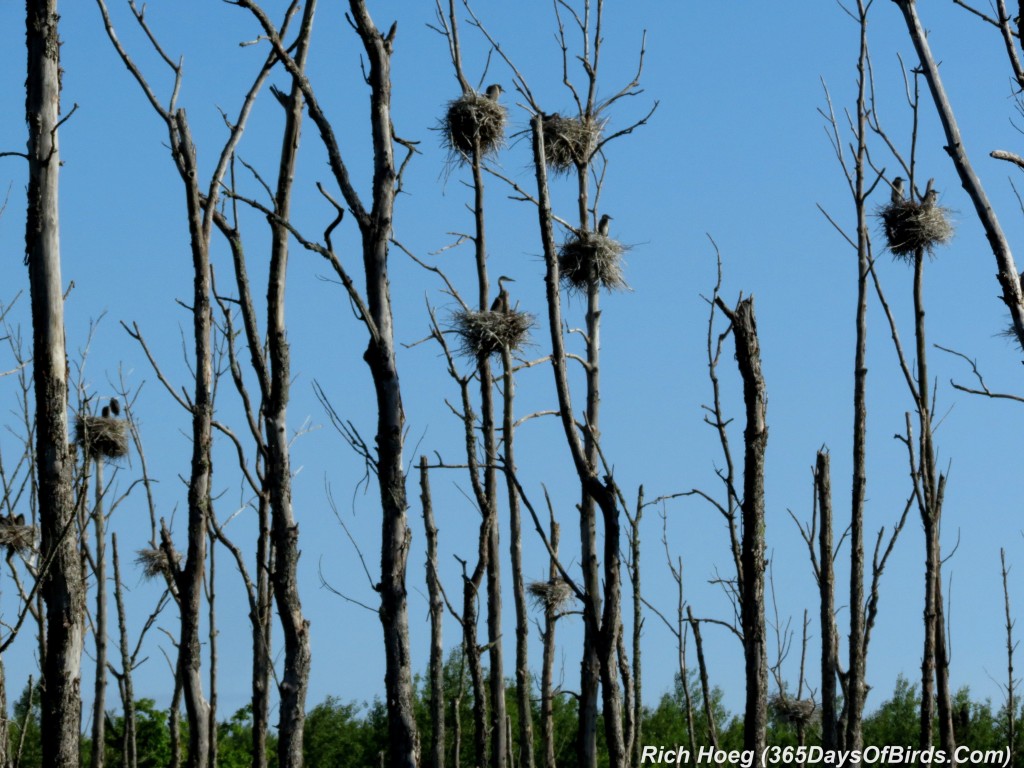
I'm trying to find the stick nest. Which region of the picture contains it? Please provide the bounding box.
[880,199,954,259]
[559,232,629,293]
[75,415,128,459]
[136,547,179,580]
[770,694,817,726]
[0,518,35,553]
[442,92,507,162]
[451,309,533,357]
[542,114,602,174]
[527,578,573,611]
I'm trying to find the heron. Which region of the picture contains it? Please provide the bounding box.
[922,188,938,208]
[485,83,503,101]
[109,397,121,416]
[891,177,904,204]
[102,405,110,419]
[14,513,24,526]
[490,275,515,313]
[598,213,612,236]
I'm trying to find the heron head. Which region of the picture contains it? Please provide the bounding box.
[497,275,515,287]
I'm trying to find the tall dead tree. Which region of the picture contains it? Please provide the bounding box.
[531,114,626,768]
[232,3,420,763]
[95,1,284,762]
[25,2,84,765]
[715,296,769,755]
[890,0,1024,350]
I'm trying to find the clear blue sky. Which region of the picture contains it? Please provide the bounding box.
[2,0,1024,731]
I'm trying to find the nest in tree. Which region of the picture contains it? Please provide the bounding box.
[451,309,533,357]
[75,415,128,460]
[442,92,507,162]
[527,578,573,611]
[541,114,602,174]
[879,199,954,259]
[770,694,817,727]
[136,547,178,580]
[558,232,629,293]
[0,518,35,554]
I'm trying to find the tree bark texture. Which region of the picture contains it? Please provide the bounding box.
[816,452,839,755]
[717,296,768,756]
[92,460,108,768]
[265,7,316,766]
[421,457,445,768]
[25,3,85,765]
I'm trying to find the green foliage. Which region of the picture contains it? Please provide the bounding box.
[9,679,42,768]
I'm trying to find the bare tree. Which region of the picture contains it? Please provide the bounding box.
[230,3,421,763]
[24,2,84,764]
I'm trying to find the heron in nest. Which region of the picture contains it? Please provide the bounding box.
[598,213,612,236]
[891,177,904,204]
[485,83,503,101]
[109,397,121,416]
[490,275,515,313]
[922,188,938,208]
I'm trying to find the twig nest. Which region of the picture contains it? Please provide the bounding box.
[442,92,507,162]
[0,515,35,554]
[527,578,573,611]
[452,309,533,357]
[770,693,817,727]
[541,114,602,174]
[136,547,179,580]
[880,198,953,259]
[558,231,628,293]
[75,415,128,459]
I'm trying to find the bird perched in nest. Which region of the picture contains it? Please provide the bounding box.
[109,397,121,417]
[485,83,503,101]
[922,188,938,208]
[598,213,612,237]
[891,177,904,204]
[102,406,110,418]
[490,275,515,313]
[14,513,24,526]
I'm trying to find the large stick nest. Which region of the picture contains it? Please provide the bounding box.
[527,578,573,611]
[451,308,533,357]
[0,517,35,554]
[75,415,128,459]
[770,693,817,727]
[136,547,179,580]
[559,232,629,294]
[541,114,602,174]
[880,199,953,259]
[442,92,507,162]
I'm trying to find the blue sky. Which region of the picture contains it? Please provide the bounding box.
[2,0,1024,732]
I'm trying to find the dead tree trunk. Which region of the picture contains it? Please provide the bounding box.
[264,10,315,765]
[25,3,84,765]
[539,515,561,768]
[892,0,1024,350]
[421,457,445,768]
[92,459,108,768]
[530,115,626,768]
[111,535,137,768]
[501,345,533,768]
[715,296,769,756]
[815,452,839,755]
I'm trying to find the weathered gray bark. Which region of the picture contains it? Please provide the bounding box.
[501,345,534,768]
[687,607,719,750]
[421,457,445,768]
[25,3,85,765]
[715,296,768,756]
[539,516,561,768]
[628,493,643,768]
[207,532,218,768]
[815,452,839,755]
[264,8,315,765]
[92,459,108,768]
[111,534,137,768]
